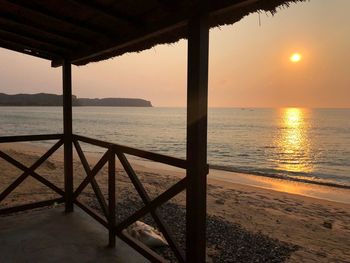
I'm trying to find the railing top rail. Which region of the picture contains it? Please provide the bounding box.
[73,134,187,169]
[0,134,63,143]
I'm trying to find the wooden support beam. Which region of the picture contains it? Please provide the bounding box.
[0,149,65,197]
[73,134,187,169]
[186,7,210,263]
[73,150,110,199]
[0,140,64,202]
[73,140,109,218]
[0,198,64,215]
[0,134,63,143]
[108,148,116,248]
[63,60,73,213]
[74,200,109,228]
[118,230,167,263]
[117,152,185,262]
[115,177,187,233]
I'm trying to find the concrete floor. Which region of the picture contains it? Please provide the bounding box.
[0,206,148,263]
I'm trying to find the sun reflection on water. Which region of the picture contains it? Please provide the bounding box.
[275,108,313,173]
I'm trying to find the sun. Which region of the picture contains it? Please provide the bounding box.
[290,53,302,63]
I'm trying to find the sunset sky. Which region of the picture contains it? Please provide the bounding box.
[0,0,349,108]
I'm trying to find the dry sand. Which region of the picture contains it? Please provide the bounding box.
[0,142,349,262]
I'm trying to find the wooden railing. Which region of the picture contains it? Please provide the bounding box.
[0,134,65,214]
[73,134,187,263]
[0,134,190,262]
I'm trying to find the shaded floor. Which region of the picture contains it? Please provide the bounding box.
[0,206,148,263]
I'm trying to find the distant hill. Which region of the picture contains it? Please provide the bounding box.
[0,93,152,107]
[78,97,152,107]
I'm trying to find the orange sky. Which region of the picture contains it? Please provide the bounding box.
[0,0,349,108]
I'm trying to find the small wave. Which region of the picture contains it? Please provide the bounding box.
[210,164,350,189]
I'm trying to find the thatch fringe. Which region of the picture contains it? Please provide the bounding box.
[77,0,306,65]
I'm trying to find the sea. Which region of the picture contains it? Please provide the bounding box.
[0,107,349,188]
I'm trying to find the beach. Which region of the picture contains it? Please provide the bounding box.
[1,142,349,262]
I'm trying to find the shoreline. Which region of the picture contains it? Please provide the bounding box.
[127,157,350,205]
[210,169,350,204]
[211,165,350,190]
[3,141,350,205]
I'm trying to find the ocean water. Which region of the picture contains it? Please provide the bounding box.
[0,107,349,187]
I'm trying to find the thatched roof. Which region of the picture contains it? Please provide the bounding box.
[0,0,305,67]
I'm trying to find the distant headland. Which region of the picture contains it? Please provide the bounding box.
[0,93,152,107]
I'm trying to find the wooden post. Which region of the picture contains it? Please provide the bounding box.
[186,9,209,263]
[63,59,73,213]
[108,147,116,247]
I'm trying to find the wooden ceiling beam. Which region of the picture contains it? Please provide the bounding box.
[0,28,71,55]
[209,0,259,16]
[155,0,181,12]
[70,0,144,29]
[0,38,61,60]
[3,0,114,40]
[52,20,187,67]
[52,1,254,67]
[0,12,91,45]
[0,23,79,50]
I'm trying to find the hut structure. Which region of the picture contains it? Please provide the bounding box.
[0,0,304,262]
